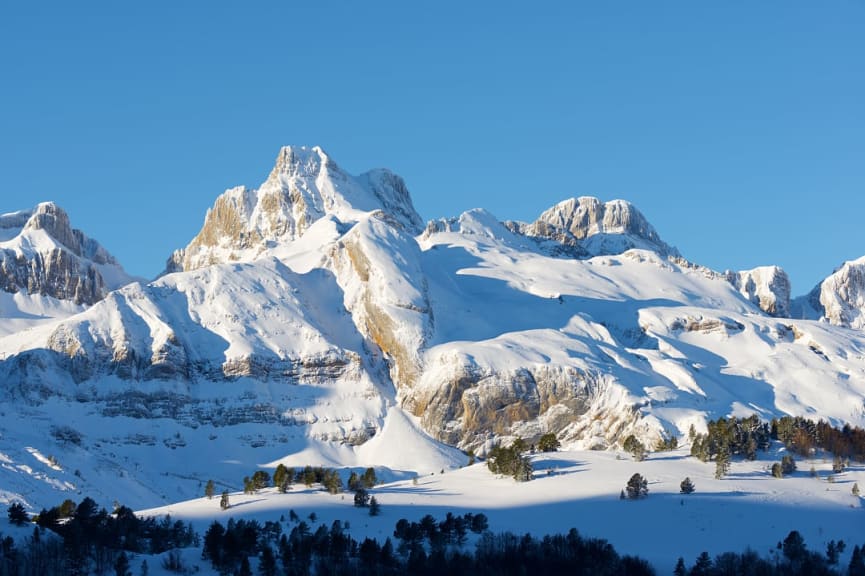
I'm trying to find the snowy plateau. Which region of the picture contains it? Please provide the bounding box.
[1,145,864,571]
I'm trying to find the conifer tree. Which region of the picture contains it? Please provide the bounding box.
[369,496,380,516]
[220,490,230,510]
[204,479,215,500]
[625,473,648,499]
[854,482,861,497]
[680,477,695,494]
[7,502,28,526]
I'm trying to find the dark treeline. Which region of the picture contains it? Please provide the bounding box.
[201,511,654,576]
[0,497,197,575]
[690,415,865,464]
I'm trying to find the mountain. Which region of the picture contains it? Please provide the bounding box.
[165,146,423,273]
[792,255,865,329]
[505,196,679,258]
[1,146,864,512]
[0,202,134,337]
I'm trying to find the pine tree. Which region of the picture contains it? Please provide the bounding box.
[362,467,378,489]
[204,479,215,500]
[238,556,252,576]
[538,433,560,452]
[625,473,648,499]
[273,464,292,492]
[680,477,695,494]
[854,482,861,497]
[369,496,380,516]
[673,557,687,576]
[114,551,132,576]
[354,488,370,507]
[623,435,646,461]
[771,463,783,478]
[7,502,29,526]
[259,545,277,576]
[781,454,796,475]
[691,551,712,576]
[220,490,230,510]
[714,448,730,479]
[850,545,865,576]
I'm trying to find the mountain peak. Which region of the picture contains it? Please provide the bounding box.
[167,146,422,272]
[508,196,679,258]
[269,145,331,180]
[0,201,132,305]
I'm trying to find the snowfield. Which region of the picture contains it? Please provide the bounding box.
[132,446,863,572]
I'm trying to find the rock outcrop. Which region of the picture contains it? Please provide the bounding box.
[793,256,865,329]
[725,266,791,317]
[506,196,679,258]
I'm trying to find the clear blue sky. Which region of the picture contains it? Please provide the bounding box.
[2,1,863,294]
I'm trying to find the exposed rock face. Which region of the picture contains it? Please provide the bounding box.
[725,266,791,317]
[166,146,423,273]
[794,256,865,329]
[0,202,131,305]
[506,197,679,258]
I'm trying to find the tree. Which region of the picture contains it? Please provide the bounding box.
[114,551,132,576]
[853,482,861,497]
[623,435,646,461]
[7,502,28,526]
[680,477,695,494]
[252,470,271,491]
[220,490,230,510]
[354,488,370,507]
[691,551,712,576]
[714,448,730,479]
[204,480,215,500]
[625,473,648,499]
[771,462,784,478]
[674,557,686,576]
[259,545,277,576]
[782,530,806,564]
[273,464,293,493]
[369,496,380,516]
[538,433,561,452]
[362,467,378,489]
[781,454,796,475]
[514,455,533,482]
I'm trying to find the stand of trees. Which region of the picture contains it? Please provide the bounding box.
[487,440,533,482]
[692,415,865,465]
[0,498,197,575]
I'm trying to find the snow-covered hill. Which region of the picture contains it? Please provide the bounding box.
[1,145,864,518]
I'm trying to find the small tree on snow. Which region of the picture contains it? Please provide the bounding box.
[625,473,648,499]
[204,479,215,500]
[680,477,695,494]
[220,490,230,510]
[854,483,861,497]
[8,502,29,526]
[354,488,370,508]
[538,433,560,452]
[623,435,646,461]
[369,496,380,516]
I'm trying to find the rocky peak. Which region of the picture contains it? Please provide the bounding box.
[167,146,423,272]
[508,196,679,258]
[725,266,791,317]
[794,256,865,329]
[0,202,131,305]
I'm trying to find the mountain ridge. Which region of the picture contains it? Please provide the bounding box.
[1,145,864,510]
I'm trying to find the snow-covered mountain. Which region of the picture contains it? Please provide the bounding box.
[1,145,864,512]
[793,255,865,330]
[0,202,134,337]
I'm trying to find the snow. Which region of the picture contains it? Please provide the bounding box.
[133,446,863,571]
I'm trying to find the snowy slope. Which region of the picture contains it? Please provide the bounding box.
[134,446,863,572]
